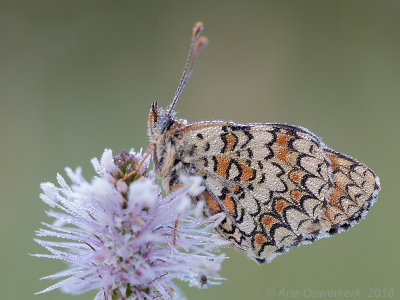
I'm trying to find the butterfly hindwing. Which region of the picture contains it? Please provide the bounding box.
[174,121,380,262]
[317,149,379,233]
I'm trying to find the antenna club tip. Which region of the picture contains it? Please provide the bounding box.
[196,36,208,50]
[192,21,204,39]
[198,36,208,44]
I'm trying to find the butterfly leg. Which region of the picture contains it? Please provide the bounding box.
[169,184,184,246]
[118,142,156,182]
[173,219,179,246]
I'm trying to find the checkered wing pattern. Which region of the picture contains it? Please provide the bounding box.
[178,121,379,263]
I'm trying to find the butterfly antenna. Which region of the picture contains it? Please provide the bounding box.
[168,22,208,115]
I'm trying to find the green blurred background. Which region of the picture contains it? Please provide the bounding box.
[1,1,399,299]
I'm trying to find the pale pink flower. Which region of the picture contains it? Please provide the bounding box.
[33,149,228,299]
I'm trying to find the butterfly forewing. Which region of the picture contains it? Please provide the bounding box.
[174,121,379,262]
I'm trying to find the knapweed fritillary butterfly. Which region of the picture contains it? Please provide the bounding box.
[128,22,380,263]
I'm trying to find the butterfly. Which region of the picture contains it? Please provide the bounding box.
[136,22,380,263]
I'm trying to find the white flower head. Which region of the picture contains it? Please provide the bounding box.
[33,149,227,299]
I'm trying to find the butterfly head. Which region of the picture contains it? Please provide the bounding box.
[148,101,176,140]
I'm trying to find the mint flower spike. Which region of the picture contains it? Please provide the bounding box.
[33,149,229,300]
